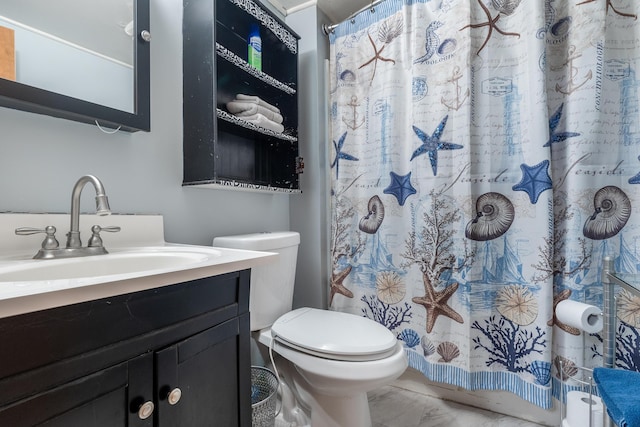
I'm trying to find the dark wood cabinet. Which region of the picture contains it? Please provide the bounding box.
[182,0,301,192]
[155,317,250,427]
[0,270,251,427]
[3,354,153,427]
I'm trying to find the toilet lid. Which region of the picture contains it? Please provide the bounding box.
[270,308,398,361]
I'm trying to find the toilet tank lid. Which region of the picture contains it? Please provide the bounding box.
[213,231,300,251]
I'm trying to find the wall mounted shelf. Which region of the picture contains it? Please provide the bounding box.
[183,0,301,193]
[215,44,296,95]
[216,109,298,142]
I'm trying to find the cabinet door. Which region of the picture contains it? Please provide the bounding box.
[155,314,251,427]
[0,353,154,427]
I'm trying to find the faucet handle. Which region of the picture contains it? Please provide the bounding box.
[15,226,60,249]
[88,225,121,248]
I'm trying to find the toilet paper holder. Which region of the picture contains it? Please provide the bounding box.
[559,363,600,427]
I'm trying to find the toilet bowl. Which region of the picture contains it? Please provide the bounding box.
[212,232,408,426]
[258,308,407,427]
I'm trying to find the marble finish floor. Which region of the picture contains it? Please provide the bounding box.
[368,385,546,427]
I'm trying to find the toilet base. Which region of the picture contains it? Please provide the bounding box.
[272,353,374,427]
[307,392,372,427]
[253,325,406,427]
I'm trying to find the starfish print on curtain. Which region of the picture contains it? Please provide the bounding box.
[512,160,553,204]
[410,116,463,176]
[413,282,463,333]
[331,131,359,179]
[330,265,354,304]
[359,15,403,83]
[383,171,417,206]
[577,0,637,19]
[460,0,521,55]
[543,103,580,147]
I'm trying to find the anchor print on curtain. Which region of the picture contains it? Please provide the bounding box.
[328,0,640,409]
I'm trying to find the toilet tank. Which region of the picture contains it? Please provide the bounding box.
[213,231,300,331]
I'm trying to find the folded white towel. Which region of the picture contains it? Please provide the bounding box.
[241,113,285,133]
[235,94,280,114]
[226,101,284,124]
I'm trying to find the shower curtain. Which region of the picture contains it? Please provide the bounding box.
[328,0,640,408]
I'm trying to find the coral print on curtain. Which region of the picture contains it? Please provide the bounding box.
[328,0,640,409]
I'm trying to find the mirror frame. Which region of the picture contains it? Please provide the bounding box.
[0,0,150,132]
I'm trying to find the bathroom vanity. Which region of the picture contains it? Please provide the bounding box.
[0,213,274,426]
[0,272,251,426]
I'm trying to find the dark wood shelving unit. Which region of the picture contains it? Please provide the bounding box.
[183,0,301,193]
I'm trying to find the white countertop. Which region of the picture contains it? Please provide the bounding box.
[0,213,276,319]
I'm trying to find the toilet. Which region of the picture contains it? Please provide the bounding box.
[212,231,407,427]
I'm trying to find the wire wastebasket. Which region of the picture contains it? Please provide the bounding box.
[251,366,279,427]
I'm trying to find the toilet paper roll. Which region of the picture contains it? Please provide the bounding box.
[565,391,603,427]
[556,300,603,334]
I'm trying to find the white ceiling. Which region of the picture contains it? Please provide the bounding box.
[268,0,373,24]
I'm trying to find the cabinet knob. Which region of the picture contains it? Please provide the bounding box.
[138,401,155,420]
[167,387,182,405]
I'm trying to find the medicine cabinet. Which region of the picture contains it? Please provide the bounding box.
[0,0,150,132]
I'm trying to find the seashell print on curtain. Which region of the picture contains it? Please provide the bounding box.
[328,0,640,409]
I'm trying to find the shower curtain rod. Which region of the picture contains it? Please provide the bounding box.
[322,0,387,35]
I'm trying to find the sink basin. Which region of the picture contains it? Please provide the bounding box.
[0,246,222,282]
[0,213,277,320]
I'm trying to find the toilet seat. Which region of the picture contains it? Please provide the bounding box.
[270,307,398,361]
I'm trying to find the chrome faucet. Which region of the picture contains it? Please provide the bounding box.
[66,175,111,249]
[16,175,120,259]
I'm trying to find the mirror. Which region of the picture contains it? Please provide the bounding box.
[0,0,150,132]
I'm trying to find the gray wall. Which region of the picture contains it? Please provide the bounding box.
[0,0,292,247]
[287,6,331,310]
